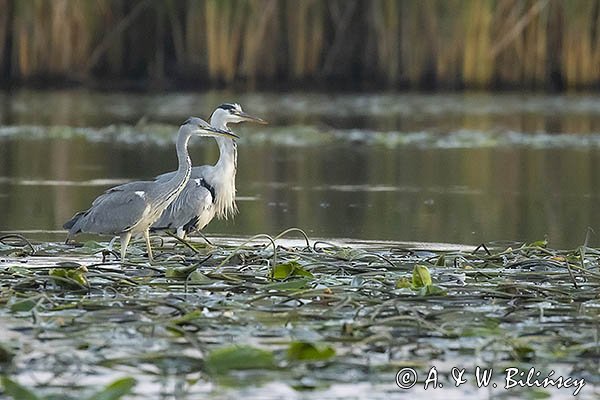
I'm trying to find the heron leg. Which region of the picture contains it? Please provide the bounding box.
[144,230,154,263]
[107,236,118,252]
[197,231,213,245]
[120,231,132,262]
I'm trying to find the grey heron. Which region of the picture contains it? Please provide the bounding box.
[63,117,238,262]
[151,103,266,238]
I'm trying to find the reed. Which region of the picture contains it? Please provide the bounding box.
[0,0,599,89]
[0,0,9,73]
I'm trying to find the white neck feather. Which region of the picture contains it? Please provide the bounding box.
[209,112,238,219]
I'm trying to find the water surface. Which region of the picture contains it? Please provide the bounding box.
[2,90,600,247]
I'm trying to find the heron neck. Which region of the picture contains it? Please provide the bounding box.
[158,129,192,205]
[175,131,192,176]
[214,136,237,173]
[208,114,238,219]
[209,115,237,177]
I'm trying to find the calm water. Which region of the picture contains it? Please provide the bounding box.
[2,89,600,247]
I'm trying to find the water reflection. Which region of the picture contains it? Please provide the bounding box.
[1,90,600,248]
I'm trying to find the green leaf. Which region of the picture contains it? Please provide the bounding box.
[87,377,136,400]
[206,345,275,375]
[528,238,548,248]
[286,342,335,361]
[10,298,37,312]
[188,270,211,283]
[165,264,198,278]
[511,341,535,362]
[49,266,88,288]
[263,277,312,291]
[327,247,363,261]
[395,277,412,289]
[417,284,447,296]
[527,389,551,399]
[435,255,446,266]
[83,241,104,249]
[1,376,40,400]
[0,343,15,364]
[170,310,203,326]
[5,266,28,275]
[270,261,313,280]
[412,265,432,288]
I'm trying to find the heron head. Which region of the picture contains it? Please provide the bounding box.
[182,117,239,139]
[210,103,268,126]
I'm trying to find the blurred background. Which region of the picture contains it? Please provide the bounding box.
[1,0,600,247]
[0,0,599,90]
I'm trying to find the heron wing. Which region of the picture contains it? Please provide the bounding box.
[75,189,152,235]
[91,181,152,207]
[153,178,213,231]
[190,165,211,179]
[156,165,208,182]
[155,170,176,183]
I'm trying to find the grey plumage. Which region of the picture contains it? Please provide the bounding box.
[64,117,238,261]
[151,103,267,238]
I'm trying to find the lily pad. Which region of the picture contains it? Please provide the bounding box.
[270,261,313,280]
[87,377,136,400]
[287,342,336,362]
[206,345,276,375]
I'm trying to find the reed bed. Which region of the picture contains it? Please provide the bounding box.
[0,0,599,89]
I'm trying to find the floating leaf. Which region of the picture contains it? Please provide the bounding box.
[0,376,40,400]
[510,341,535,362]
[528,239,548,248]
[83,241,104,249]
[165,264,197,278]
[206,345,275,374]
[49,266,89,288]
[417,284,447,296]
[188,270,211,283]
[170,310,203,326]
[286,342,335,361]
[412,265,432,288]
[87,377,136,400]
[263,277,312,291]
[328,247,363,261]
[270,261,313,280]
[527,389,552,399]
[5,266,28,275]
[0,342,15,365]
[10,298,37,312]
[396,277,412,289]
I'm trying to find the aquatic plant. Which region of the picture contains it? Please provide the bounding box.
[0,230,598,398]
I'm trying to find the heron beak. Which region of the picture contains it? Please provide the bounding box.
[213,126,240,139]
[234,111,268,125]
[199,126,240,139]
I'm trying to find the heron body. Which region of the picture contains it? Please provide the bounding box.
[63,118,238,261]
[152,103,266,238]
